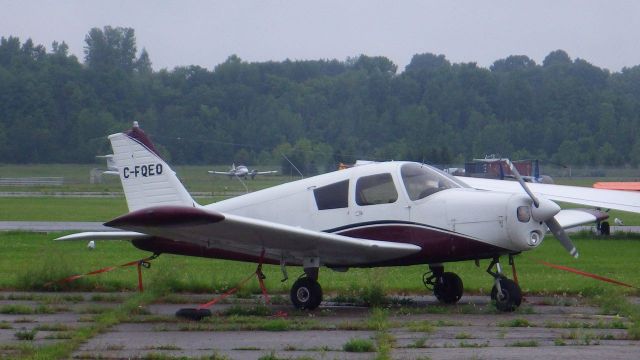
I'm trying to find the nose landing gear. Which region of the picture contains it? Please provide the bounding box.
[487,256,522,312]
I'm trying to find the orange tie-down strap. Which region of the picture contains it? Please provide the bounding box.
[534,259,636,289]
[197,250,271,310]
[44,254,157,292]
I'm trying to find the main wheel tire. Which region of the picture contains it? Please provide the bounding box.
[433,272,463,304]
[175,308,212,321]
[491,278,522,312]
[600,221,610,236]
[290,277,323,310]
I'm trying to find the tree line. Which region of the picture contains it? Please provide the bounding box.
[1,26,639,174]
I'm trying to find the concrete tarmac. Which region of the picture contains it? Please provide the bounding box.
[1,291,639,359]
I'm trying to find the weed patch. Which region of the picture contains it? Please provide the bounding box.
[406,320,435,333]
[343,338,376,352]
[14,328,37,340]
[497,318,533,327]
[407,337,429,348]
[454,332,473,339]
[507,340,538,347]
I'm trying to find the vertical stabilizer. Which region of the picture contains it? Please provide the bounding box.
[109,122,197,212]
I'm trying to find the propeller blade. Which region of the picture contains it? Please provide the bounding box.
[546,217,579,258]
[502,158,577,258]
[503,159,539,208]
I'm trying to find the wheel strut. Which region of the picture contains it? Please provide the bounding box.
[486,257,504,299]
[487,256,522,312]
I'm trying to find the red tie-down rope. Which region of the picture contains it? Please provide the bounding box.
[44,254,158,291]
[197,249,271,310]
[534,259,636,289]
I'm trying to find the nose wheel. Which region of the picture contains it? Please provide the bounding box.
[487,257,522,312]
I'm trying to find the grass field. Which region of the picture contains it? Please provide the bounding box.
[0,163,295,193]
[1,231,638,297]
[1,164,639,297]
[2,164,640,224]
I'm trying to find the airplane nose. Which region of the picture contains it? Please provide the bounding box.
[531,197,561,222]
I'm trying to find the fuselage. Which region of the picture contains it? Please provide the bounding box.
[202,161,546,265]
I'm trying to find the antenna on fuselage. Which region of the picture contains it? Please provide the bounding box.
[280,151,304,178]
[234,174,249,194]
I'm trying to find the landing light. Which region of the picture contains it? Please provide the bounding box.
[528,231,541,246]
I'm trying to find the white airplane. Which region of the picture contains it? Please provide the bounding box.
[208,164,278,179]
[96,154,118,175]
[58,123,640,316]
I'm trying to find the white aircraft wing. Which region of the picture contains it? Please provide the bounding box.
[207,171,232,175]
[99,205,421,266]
[255,170,278,175]
[458,177,640,214]
[554,209,607,229]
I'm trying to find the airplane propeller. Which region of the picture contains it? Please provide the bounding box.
[504,159,579,258]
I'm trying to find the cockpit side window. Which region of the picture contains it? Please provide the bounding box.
[355,173,398,206]
[401,163,463,200]
[314,180,349,210]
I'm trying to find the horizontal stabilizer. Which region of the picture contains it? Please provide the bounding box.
[106,206,224,228]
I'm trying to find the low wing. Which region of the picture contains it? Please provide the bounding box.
[555,209,609,229]
[254,170,278,175]
[459,177,640,214]
[98,205,421,266]
[207,171,233,175]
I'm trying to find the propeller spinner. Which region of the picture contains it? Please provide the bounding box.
[504,159,579,258]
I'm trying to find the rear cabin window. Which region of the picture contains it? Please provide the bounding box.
[355,173,398,206]
[314,180,349,210]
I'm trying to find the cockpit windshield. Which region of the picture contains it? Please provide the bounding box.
[401,163,468,200]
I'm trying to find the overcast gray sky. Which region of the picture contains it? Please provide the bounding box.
[2,1,639,72]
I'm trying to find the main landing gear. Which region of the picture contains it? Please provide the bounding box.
[423,265,464,304]
[423,256,522,312]
[289,257,323,310]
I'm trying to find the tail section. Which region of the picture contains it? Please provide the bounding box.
[109,122,197,212]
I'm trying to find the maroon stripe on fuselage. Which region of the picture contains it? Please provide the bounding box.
[131,223,510,268]
[333,223,509,266]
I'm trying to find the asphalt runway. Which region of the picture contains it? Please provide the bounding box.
[0,221,109,232]
[1,291,639,359]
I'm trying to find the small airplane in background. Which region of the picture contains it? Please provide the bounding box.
[96,154,118,176]
[208,164,278,179]
[58,123,640,316]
